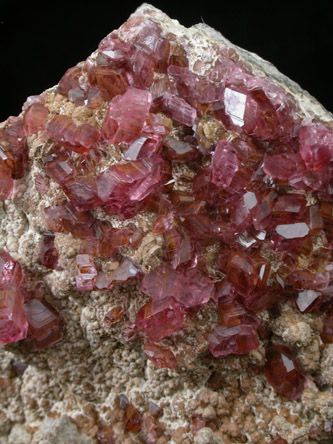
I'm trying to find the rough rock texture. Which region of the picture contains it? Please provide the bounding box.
[1,4,333,444]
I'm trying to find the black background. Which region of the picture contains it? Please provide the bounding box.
[1,0,332,122]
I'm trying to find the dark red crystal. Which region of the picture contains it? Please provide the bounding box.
[264,344,306,400]
[227,250,258,297]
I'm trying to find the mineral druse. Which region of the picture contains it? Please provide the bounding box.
[1,4,332,443]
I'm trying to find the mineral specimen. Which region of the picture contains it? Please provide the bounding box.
[0,4,332,443]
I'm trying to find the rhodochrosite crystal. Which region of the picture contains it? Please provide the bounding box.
[0,249,60,347]
[264,344,306,400]
[1,4,333,442]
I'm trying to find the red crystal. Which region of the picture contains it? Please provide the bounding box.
[23,103,48,136]
[23,298,61,351]
[208,323,259,357]
[263,153,305,181]
[57,65,87,105]
[96,156,167,218]
[0,287,28,344]
[144,343,177,369]
[123,403,142,433]
[264,344,306,400]
[217,290,257,328]
[275,222,309,239]
[136,297,184,342]
[44,202,95,238]
[75,254,97,291]
[227,250,258,297]
[213,77,296,141]
[320,314,333,343]
[40,233,61,270]
[0,160,14,199]
[121,321,138,342]
[0,249,23,289]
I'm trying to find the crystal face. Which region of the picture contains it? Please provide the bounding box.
[1,6,333,414]
[264,344,306,400]
[0,249,60,347]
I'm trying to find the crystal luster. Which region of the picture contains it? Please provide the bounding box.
[209,323,259,357]
[23,299,61,351]
[0,287,28,344]
[75,254,97,291]
[264,344,306,400]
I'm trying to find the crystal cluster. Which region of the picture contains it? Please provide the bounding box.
[1,8,332,406]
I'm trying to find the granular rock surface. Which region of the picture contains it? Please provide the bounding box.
[0,4,333,444]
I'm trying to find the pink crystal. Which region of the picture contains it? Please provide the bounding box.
[44,202,96,237]
[209,323,259,357]
[96,156,167,218]
[0,161,14,199]
[0,287,28,344]
[23,103,48,136]
[298,123,333,171]
[0,249,23,289]
[152,92,197,126]
[102,87,152,144]
[75,254,97,291]
[213,76,296,141]
[136,297,184,342]
[46,115,100,153]
[141,264,214,308]
[211,140,239,188]
[263,153,305,181]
